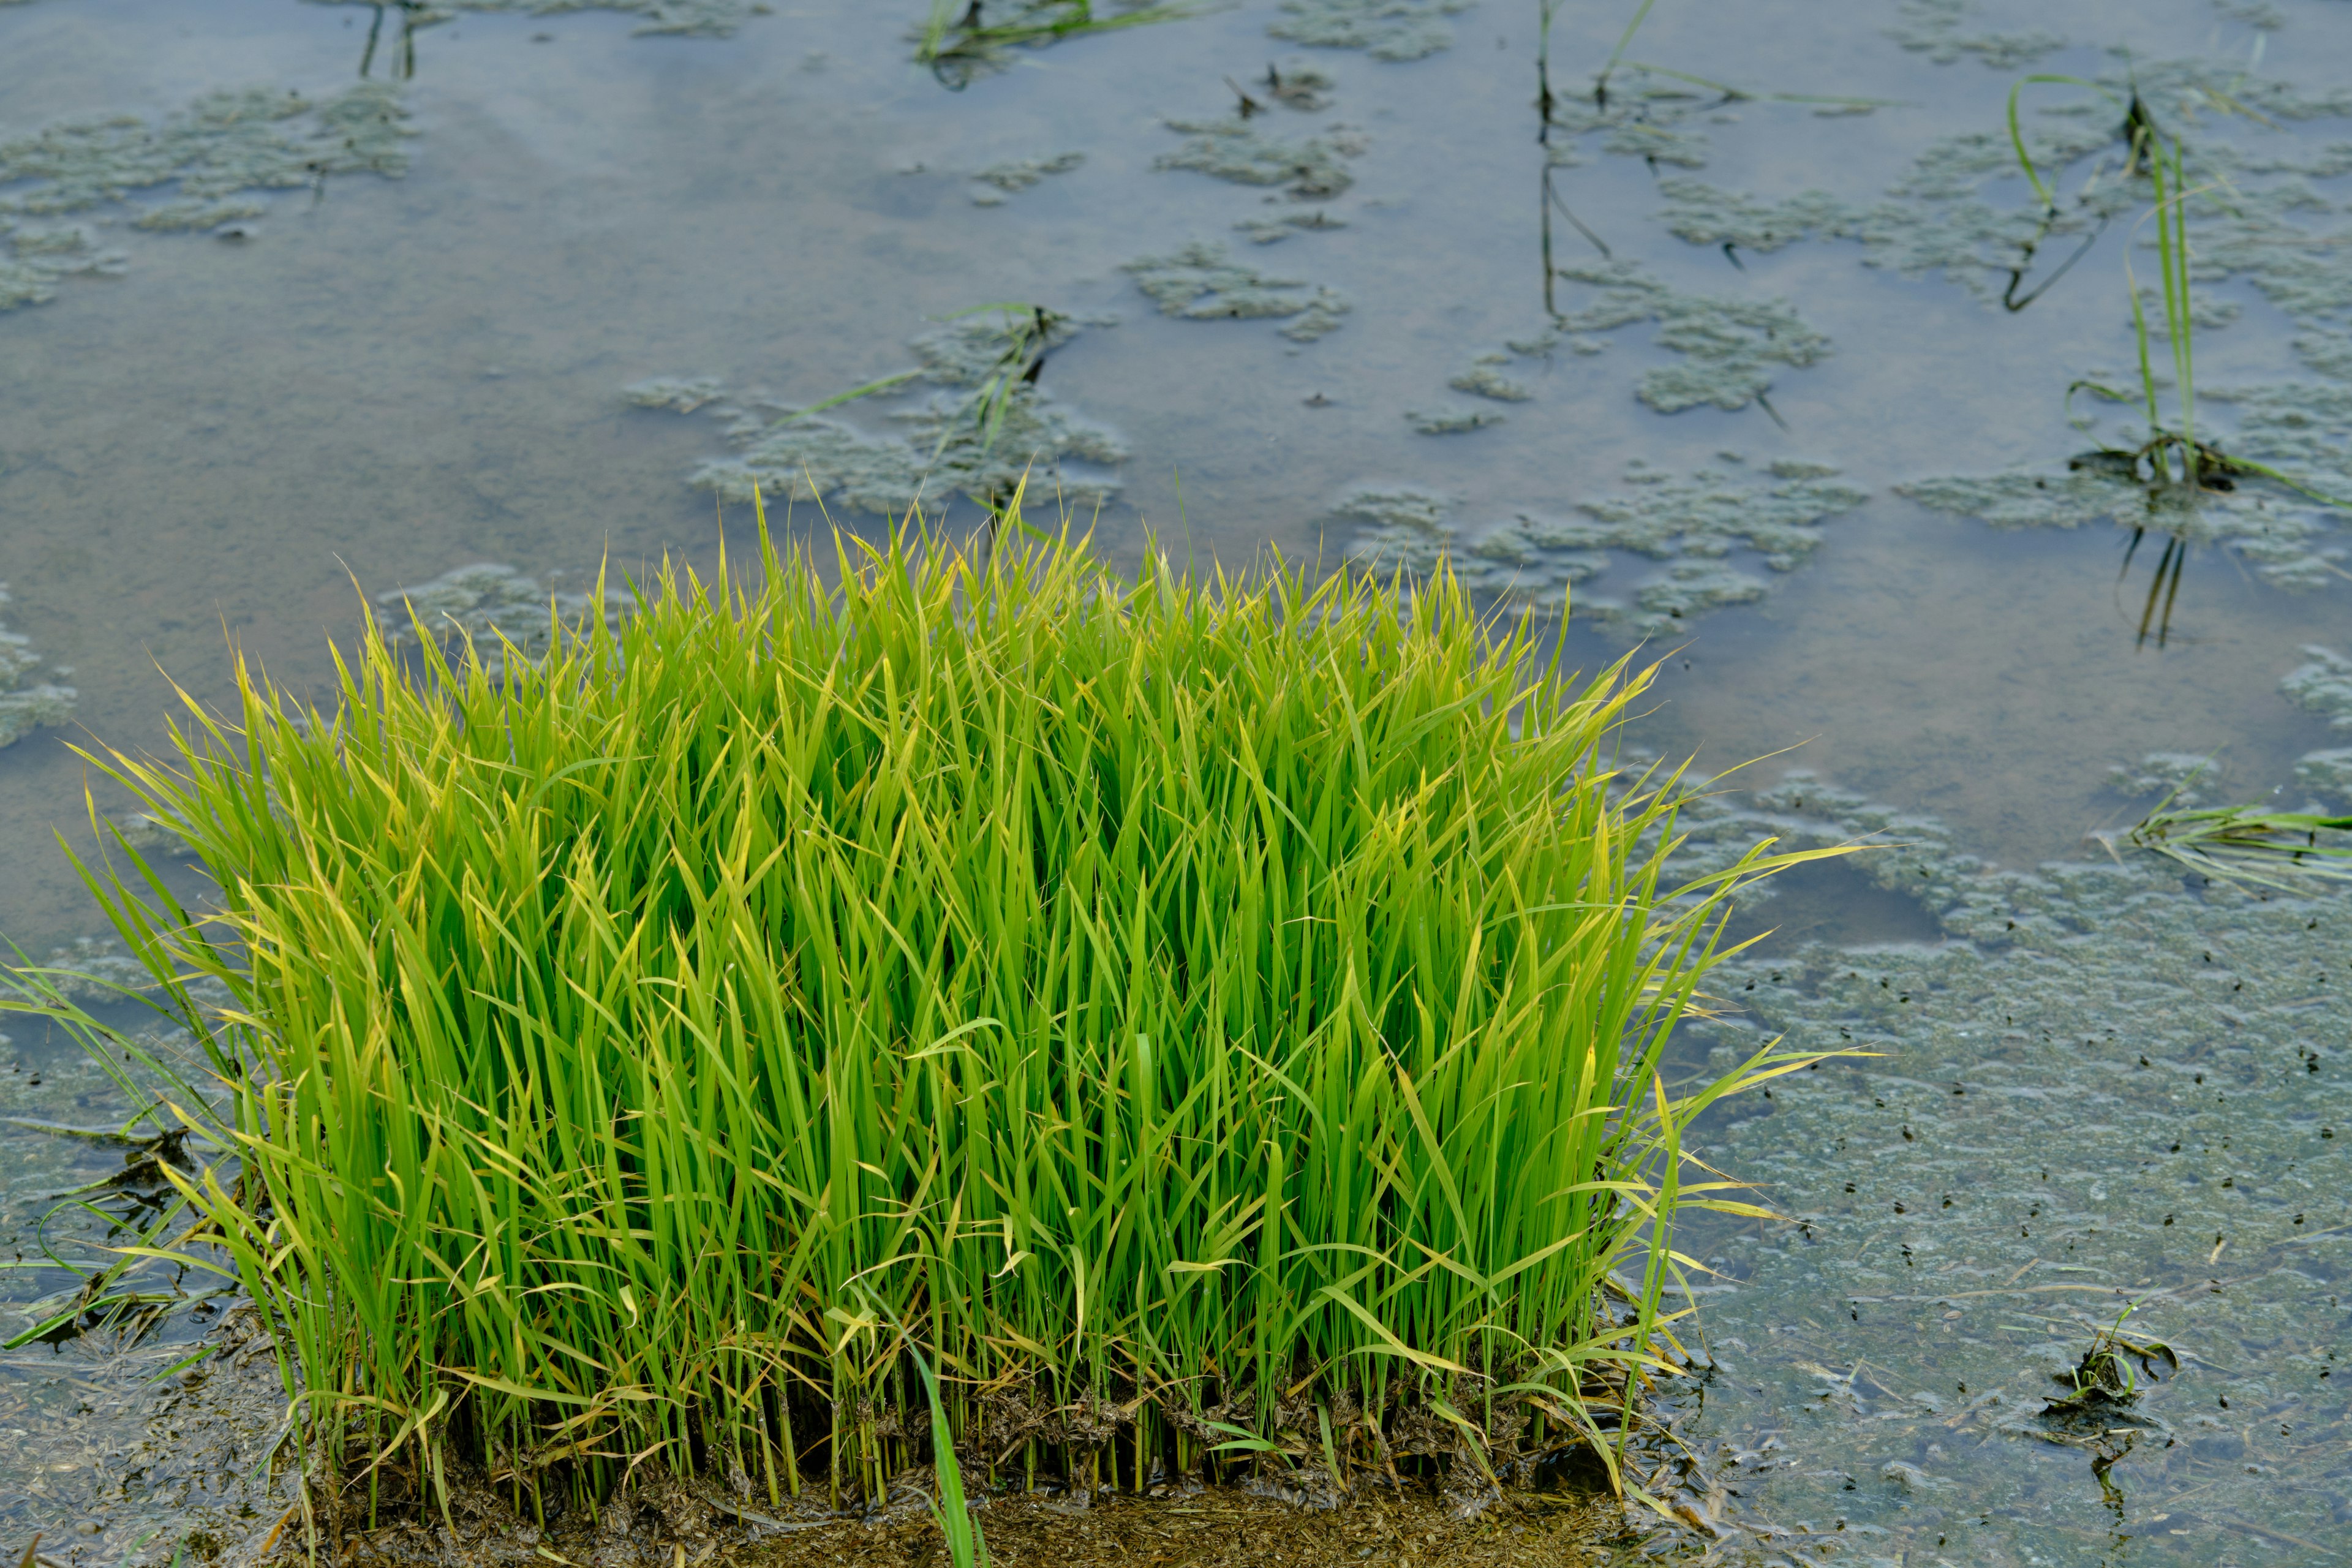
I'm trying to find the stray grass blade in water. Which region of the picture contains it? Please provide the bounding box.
[18,491,1839,1521]
[2128,795,2352,891]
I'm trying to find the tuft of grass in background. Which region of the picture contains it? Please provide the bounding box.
[20,494,1835,1531]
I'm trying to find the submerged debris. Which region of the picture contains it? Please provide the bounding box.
[0,83,410,313]
[0,584,74,751]
[1336,459,1865,634]
[969,151,1085,205]
[1884,0,2065,70]
[629,312,1126,516]
[1550,261,1833,413]
[1123,240,1350,340]
[1267,0,1473,62]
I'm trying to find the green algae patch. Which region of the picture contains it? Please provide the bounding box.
[2282,644,2352,733]
[1124,239,1350,341]
[1540,80,1721,172]
[1233,208,1346,243]
[1885,0,2064,70]
[1447,360,1532,402]
[969,151,1085,205]
[1155,115,1366,199]
[1548,262,1832,415]
[1336,458,1865,635]
[2107,751,2226,808]
[1267,0,1472,62]
[375,562,622,684]
[0,83,409,314]
[39,519,1832,1526]
[2294,747,2352,805]
[0,583,74,751]
[628,311,1125,517]
[1404,406,1506,434]
[1897,467,2347,595]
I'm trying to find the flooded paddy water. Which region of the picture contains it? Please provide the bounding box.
[0,0,2348,1562]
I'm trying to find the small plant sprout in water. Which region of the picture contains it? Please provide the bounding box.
[2048,1299,2176,1414]
[2007,72,2352,649]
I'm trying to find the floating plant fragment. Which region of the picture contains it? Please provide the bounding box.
[1123,240,1350,340]
[0,83,410,313]
[1267,0,1473,62]
[0,584,74,751]
[1884,0,2064,70]
[915,0,1212,86]
[630,311,1126,517]
[2127,801,2352,891]
[1551,261,1833,413]
[1155,116,1366,198]
[969,151,1085,205]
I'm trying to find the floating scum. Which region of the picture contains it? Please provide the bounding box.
[22,495,1836,1532]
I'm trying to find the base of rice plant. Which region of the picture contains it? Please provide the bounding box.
[23,496,1834,1535]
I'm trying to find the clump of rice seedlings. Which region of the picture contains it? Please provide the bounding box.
[24,494,1836,1533]
[916,1,1215,88]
